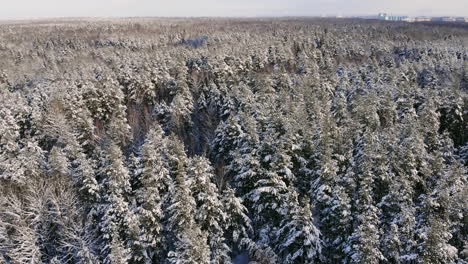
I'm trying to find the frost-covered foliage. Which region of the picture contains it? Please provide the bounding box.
[0,18,467,263]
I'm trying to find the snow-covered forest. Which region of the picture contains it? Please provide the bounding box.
[0,18,467,264]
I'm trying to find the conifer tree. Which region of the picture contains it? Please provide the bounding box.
[379,124,420,263]
[221,186,252,255]
[166,138,210,264]
[416,136,463,264]
[188,156,230,263]
[97,143,137,264]
[133,124,169,263]
[346,133,384,264]
[275,195,322,264]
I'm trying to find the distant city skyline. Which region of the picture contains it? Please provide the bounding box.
[0,0,467,20]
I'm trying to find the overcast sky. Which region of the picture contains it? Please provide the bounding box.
[0,0,467,19]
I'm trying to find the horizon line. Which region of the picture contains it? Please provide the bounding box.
[1,14,467,22]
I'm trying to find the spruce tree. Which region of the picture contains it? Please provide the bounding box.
[166,137,210,264]
[97,143,136,264]
[188,156,230,263]
[346,133,384,264]
[133,124,169,263]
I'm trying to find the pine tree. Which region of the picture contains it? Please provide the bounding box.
[211,114,246,165]
[169,68,194,129]
[418,97,441,152]
[416,136,463,264]
[0,88,44,184]
[48,146,70,178]
[211,114,248,188]
[83,78,131,145]
[221,187,252,255]
[188,156,230,263]
[166,138,210,264]
[346,133,384,264]
[379,124,420,263]
[70,144,100,203]
[310,106,353,262]
[97,143,137,264]
[0,99,22,181]
[0,189,43,263]
[317,184,353,263]
[275,195,321,264]
[131,125,171,263]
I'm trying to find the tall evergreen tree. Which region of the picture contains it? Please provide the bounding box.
[188,156,230,264]
[97,143,137,264]
[221,186,252,255]
[165,138,210,264]
[275,195,322,264]
[346,133,384,264]
[133,124,170,263]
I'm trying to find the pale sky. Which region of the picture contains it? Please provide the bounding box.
[0,0,466,19]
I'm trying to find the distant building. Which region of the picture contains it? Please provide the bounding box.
[432,17,457,22]
[373,13,466,23]
[454,17,468,22]
[378,13,388,20]
[414,17,432,22]
[377,13,407,21]
[388,16,408,21]
[429,16,468,22]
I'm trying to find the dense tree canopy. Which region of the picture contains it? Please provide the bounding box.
[0,18,467,263]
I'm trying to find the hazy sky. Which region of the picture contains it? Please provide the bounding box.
[0,0,467,19]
